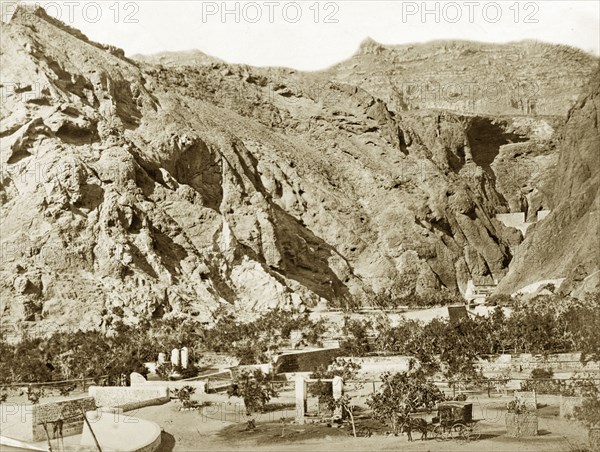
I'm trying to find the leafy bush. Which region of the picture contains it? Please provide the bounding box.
[521,368,563,394]
[58,384,76,397]
[227,370,279,417]
[485,294,515,307]
[531,368,554,380]
[507,397,528,414]
[368,364,446,434]
[156,363,178,380]
[339,317,372,356]
[155,361,199,380]
[172,385,197,409]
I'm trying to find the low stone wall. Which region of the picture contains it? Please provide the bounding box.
[505,412,538,437]
[130,379,207,394]
[339,355,413,377]
[234,364,273,375]
[0,397,96,442]
[275,348,342,373]
[495,212,531,235]
[89,386,169,410]
[476,353,600,374]
[32,396,96,441]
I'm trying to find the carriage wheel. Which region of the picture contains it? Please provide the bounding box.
[452,423,467,441]
[454,425,469,444]
[456,430,469,444]
[469,423,481,441]
[433,425,446,441]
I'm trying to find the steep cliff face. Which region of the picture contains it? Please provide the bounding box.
[0,6,597,332]
[497,66,600,295]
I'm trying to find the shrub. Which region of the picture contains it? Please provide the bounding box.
[156,363,178,380]
[531,368,554,380]
[58,384,76,397]
[173,385,197,409]
[522,369,565,394]
[507,397,528,414]
[227,370,279,418]
[25,386,44,405]
[339,317,372,356]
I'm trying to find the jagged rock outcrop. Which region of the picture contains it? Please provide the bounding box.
[0,6,598,332]
[497,66,600,295]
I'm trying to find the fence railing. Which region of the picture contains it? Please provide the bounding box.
[1,375,111,395]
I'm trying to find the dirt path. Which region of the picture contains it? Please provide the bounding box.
[133,397,589,452]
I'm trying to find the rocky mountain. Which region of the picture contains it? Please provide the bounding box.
[0,5,598,332]
[497,66,600,295]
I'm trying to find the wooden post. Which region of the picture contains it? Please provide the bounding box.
[81,409,102,452]
[42,422,53,452]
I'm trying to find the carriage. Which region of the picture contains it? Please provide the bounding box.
[431,401,481,442]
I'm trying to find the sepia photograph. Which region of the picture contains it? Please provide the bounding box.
[0,1,599,451]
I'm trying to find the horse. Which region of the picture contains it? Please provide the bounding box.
[401,417,429,442]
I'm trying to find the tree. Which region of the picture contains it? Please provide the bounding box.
[227,370,279,427]
[340,317,372,356]
[487,306,510,354]
[367,364,446,435]
[332,394,359,437]
[6,339,54,383]
[309,359,362,436]
[566,291,600,363]
[373,318,421,354]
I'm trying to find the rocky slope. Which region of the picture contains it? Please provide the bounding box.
[497,66,600,295]
[0,6,598,332]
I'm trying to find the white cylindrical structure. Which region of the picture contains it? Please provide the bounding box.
[332,376,344,400]
[295,375,307,424]
[171,348,180,367]
[180,347,189,369]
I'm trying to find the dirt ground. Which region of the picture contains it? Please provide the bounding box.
[2,388,590,451]
[131,393,591,452]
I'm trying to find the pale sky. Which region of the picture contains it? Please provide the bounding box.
[8,1,600,70]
